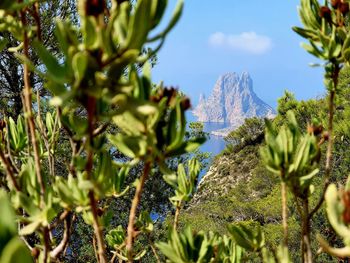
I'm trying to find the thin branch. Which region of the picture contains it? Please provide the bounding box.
[20,4,46,208]
[86,96,107,263]
[110,252,118,263]
[93,123,109,137]
[5,121,20,174]
[0,147,20,191]
[20,5,50,262]
[309,65,340,219]
[147,235,161,263]
[93,236,99,263]
[32,2,43,41]
[48,108,60,176]
[126,161,152,262]
[50,212,73,259]
[281,181,288,247]
[302,199,312,263]
[36,91,54,176]
[48,210,70,231]
[173,201,182,231]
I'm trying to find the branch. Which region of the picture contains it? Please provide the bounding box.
[36,91,55,176]
[93,123,109,137]
[309,64,340,219]
[20,4,50,262]
[0,147,20,191]
[302,198,312,263]
[126,161,151,262]
[20,3,46,208]
[86,96,107,263]
[50,212,73,259]
[173,201,182,231]
[32,2,43,41]
[281,181,288,247]
[147,235,161,263]
[5,122,20,174]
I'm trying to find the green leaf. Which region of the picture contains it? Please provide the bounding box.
[150,0,168,29]
[0,237,32,263]
[0,190,16,239]
[166,101,186,152]
[32,40,66,83]
[19,221,41,236]
[148,0,184,42]
[125,0,152,50]
[72,51,89,86]
[108,134,147,158]
[292,26,317,40]
[82,16,99,49]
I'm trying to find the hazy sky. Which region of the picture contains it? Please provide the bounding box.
[152,0,325,108]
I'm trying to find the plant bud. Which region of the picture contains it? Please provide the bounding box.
[307,124,323,136]
[340,3,349,14]
[97,207,104,217]
[85,0,105,17]
[163,87,177,100]
[31,248,40,259]
[180,97,191,111]
[323,131,330,141]
[163,87,177,106]
[0,119,5,131]
[331,0,341,8]
[319,6,332,21]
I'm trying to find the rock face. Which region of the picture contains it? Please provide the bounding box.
[193,72,275,129]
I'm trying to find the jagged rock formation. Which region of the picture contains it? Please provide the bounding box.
[193,72,275,132]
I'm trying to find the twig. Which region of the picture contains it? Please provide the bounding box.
[36,91,54,176]
[0,147,20,191]
[93,123,109,137]
[281,180,288,247]
[50,212,73,259]
[48,210,70,231]
[173,201,182,231]
[18,218,33,251]
[20,3,46,208]
[86,96,107,263]
[57,107,79,177]
[110,252,118,263]
[20,4,50,262]
[309,64,340,219]
[48,108,60,176]
[32,2,42,41]
[302,198,312,263]
[93,236,99,263]
[293,196,303,218]
[147,235,161,263]
[5,121,20,174]
[126,161,152,262]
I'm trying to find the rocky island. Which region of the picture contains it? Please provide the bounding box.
[193,72,275,136]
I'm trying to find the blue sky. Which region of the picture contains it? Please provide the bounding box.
[152,0,325,108]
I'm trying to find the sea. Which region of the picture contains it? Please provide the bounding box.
[187,112,228,156]
[186,113,232,181]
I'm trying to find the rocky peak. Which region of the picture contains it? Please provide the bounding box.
[198,93,206,104]
[193,72,275,128]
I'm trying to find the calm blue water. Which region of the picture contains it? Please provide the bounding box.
[200,122,228,156]
[187,112,228,156]
[186,113,231,181]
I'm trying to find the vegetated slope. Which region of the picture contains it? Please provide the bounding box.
[182,141,294,243]
[181,85,350,260]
